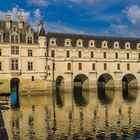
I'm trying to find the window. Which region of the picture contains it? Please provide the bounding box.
[78,51,82,58]
[92,63,95,70]
[104,63,107,70]
[79,63,82,70]
[66,51,70,58]
[117,63,120,70]
[11,59,18,70]
[115,52,118,59]
[91,51,94,58]
[28,50,32,56]
[0,62,2,70]
[127,53,129,59]
[32,76,34,81]
[103,52,106,59]
[28,37,32,44]
[28,62,33,70]
[0,49,1,56]
[51,50,55,57]
[11,36,14,43]
[11,46,19,55]
[127,64,130,70]
[138,53,140,59]
[0,35,2,42]
[67,63,71,70]
[53,63,55,71]
[15,36,18,43]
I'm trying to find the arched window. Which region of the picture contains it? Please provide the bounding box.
[67,63,71,70]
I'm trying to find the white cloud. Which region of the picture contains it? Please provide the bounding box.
[124,5,140,24]
[46,20,84,34]
[0,6,30,22]
[28,0,48,6]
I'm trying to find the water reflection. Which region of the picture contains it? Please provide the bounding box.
[98,86,115,105]
[2,87,140,139]
[122,86,138,103]
[73,86,88,107]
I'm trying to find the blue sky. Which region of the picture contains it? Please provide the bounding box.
[0,0,140,37]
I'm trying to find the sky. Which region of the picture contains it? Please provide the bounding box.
[0,0,140,37]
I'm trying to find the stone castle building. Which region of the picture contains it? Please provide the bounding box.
[0,15,140,94]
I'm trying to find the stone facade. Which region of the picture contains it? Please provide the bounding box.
[0,15,140,94]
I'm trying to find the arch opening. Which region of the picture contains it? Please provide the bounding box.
[55,76,64,108]
[73,74,89,107]
[97,74,114,105]
[122,74,138,102]
[10,78,20,108]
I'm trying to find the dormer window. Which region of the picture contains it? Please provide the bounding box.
[28,37,32,44]
[89,40,95,47]
[50,38,56,46]
[65,39,71,47]
[114,41,119,49]
[125,42,130,49]
[76,39,83,47]
[102,40,108,48]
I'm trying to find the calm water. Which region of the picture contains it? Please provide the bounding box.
[1,88,140,140]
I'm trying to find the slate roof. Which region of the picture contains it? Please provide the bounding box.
[47,32,140,49]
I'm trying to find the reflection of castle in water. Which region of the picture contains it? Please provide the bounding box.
[4,86,140,139]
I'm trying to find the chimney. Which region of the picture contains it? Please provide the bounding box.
[6,14,11,30]
[18,15,24,29]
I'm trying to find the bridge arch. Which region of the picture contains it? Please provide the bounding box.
[74,74,89,90]
[122,74,138,103]
[97,73,114,105]
[56,76,64,90]
[10,78,20,107]
[98,73,114,89]
[55,76,64,107]
[73,74,89,107]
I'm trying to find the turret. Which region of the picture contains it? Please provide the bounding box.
[38,22,47,48]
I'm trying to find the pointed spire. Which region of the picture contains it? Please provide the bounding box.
[38,21,46,37]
